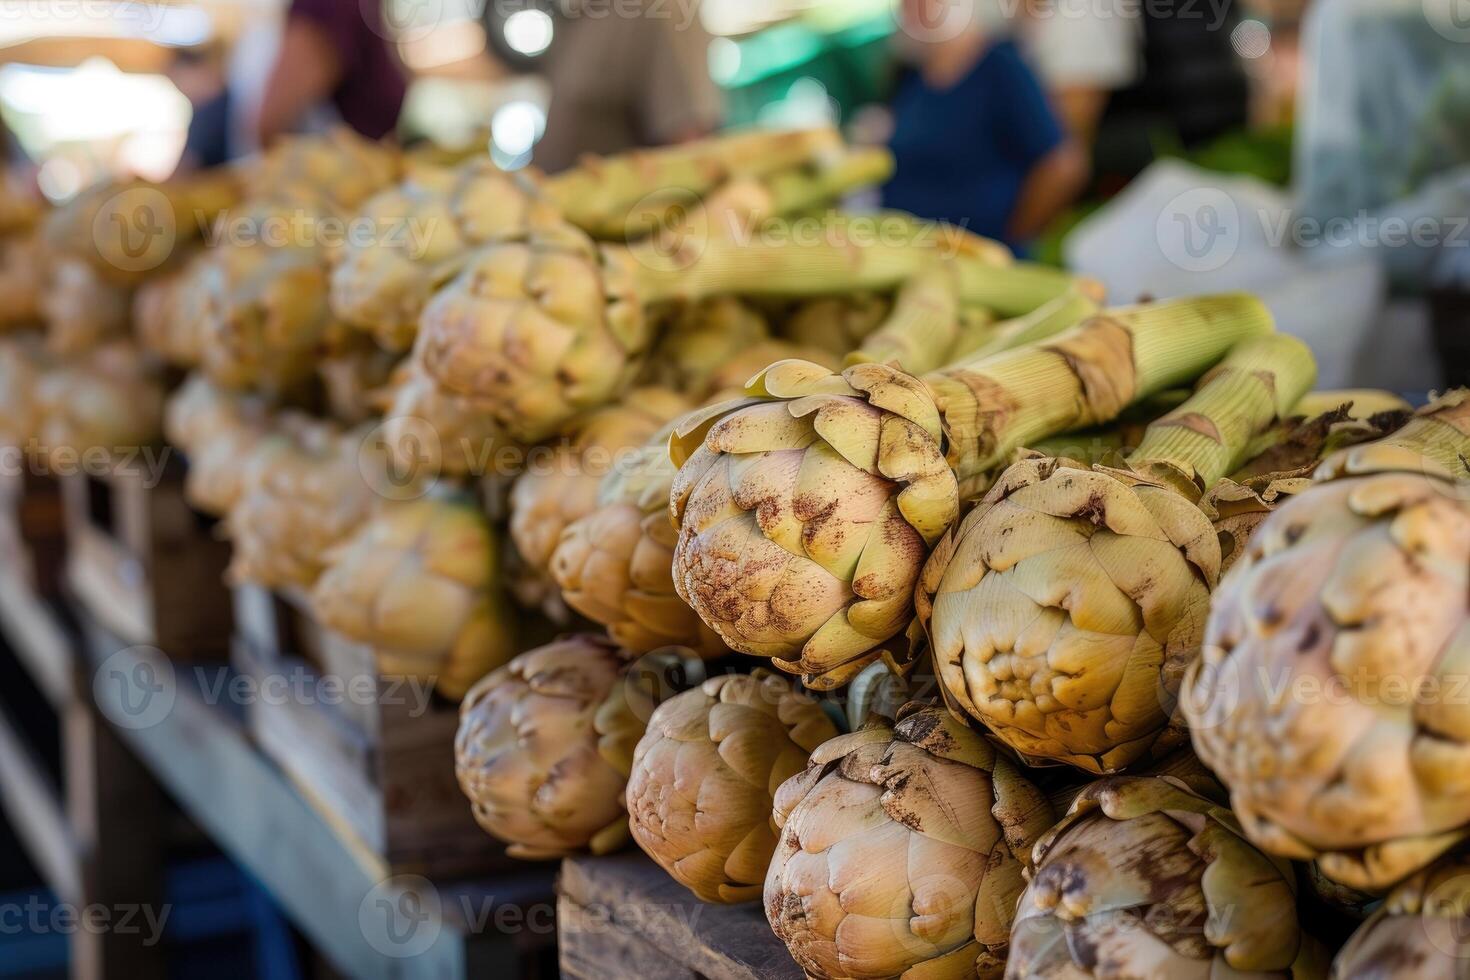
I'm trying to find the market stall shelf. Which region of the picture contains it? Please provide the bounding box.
[77,608,559,979]
[230,582,514,881]
[0,468,67,599]
[558,853,802,980]
[60,456,232,663]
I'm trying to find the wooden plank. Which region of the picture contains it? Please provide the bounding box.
[76,612,531,980]
[558,853,801,980]
[0,567,74,707]
[557,897,695,980]
[65,693,166,980]
[0,703,81,905]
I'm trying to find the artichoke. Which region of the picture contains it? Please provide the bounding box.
[133,258,203,367]
[781,293,891,359]
[164,374,269,517]
[195,206,341,393]
[672,295,1275,689]
[919,334,1315,772]
[454,635,663,858]
[506,386,689,598]
[765,702,1053,978]
[1332,852,1470,977]
[329,157,564,351]
[415,214,1052,445]
[375,359,508,481]
[41,170,239,284]
[42,257,131,355]
[1007,775,1327,978]
[316,340,400,425]
[241,127,400,216]
[224,421,378,590]
[32,341,164,471]
[1183,391,1470,891]
[0,234,45,331]
[640,297,774,398]
[331,129,859,352]
[625,670,839,903]
[311,496,515,700]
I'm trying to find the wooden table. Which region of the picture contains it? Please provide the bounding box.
[558,853,801,980]
[0,570,557,979]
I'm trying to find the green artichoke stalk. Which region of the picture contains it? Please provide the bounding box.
[1332,852,1470,977]
[918,333,1316,773]
[625,670,838,903]
[1183,390,1470,891]
[1008,775,1329,978]
[415,214,1063,445]
[672,295,1275,690]
[765,702,1053,978]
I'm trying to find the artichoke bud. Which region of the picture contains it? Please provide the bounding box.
[416,227,656,444]
[1333,852,1470,976]
[626,669,840,903]
[311,495,515,701]
[1009,775,1328,979]
[765,701,1053,979]
[454,636,686,859]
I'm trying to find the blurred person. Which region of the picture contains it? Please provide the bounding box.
[255,0,408,147]
[1020,0,1142,146]
[533,0,723,173]
[883,0,1088,249]
[167,44,232,172]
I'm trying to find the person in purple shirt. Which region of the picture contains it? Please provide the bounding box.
[883,0,1087,251]
[256,0,407,146]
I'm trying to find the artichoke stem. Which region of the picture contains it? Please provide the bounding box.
[929,293,1278,482]
[761,147,896,216]
[629,223,1078,314]
[845,263,960,374]
[1127,334,1318,491]
[547,127,843,237]
[954,286,1099,361]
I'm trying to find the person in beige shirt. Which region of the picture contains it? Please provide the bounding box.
[534,0,725,172]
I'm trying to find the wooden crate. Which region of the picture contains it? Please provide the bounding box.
[558,853,801,980]
[230,582,516,880]
[60,454,232,662]
[0,468,68,598]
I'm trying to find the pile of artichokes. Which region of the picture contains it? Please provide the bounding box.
[27,122,1470,980]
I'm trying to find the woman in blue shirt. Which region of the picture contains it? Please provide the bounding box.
[884,0,1088,251]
